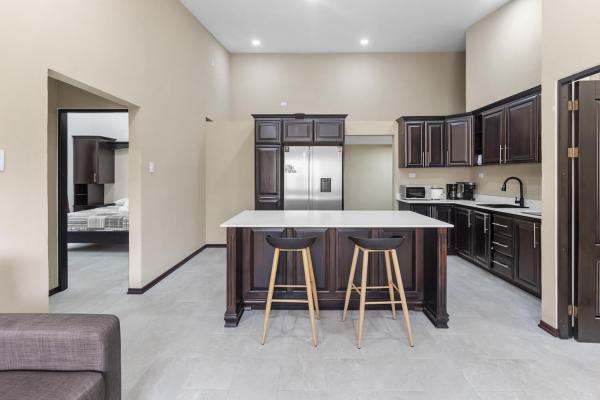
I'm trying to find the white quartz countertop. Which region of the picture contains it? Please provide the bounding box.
[221,210,453,228]
[396,194,542,220]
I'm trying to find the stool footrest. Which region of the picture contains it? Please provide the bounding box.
[271,299,309,304]
[274,284,307,288]
[365,300,404,305]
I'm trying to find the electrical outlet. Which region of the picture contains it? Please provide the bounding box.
[149,162,155,174]
[408,173,416,178]
[0,149,4,171]
[478,172,484,178]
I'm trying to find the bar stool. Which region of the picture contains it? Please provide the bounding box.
[342,236,414,348]
[262,235,320,347]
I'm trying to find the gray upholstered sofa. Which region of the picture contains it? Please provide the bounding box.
[0,314,121,400]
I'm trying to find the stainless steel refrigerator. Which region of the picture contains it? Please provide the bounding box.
[283,146,343,210]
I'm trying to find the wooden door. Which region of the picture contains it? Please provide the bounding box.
[73,138,98,184]
[454,207,472,258]
[404,122,425,167]
[314,118,344,144]
[248,228,287,291]
[445,116,472,166]
[283,119,313,143]
[255,119,282,144]
[514,219,541,295]
[471,211,491,269]
[97,141,115,184]
[505,95,539,163]
[425,121,445,167]
[378,228,417,294]
[576,80,600,342]
[335,228,372,290]
[255,146,281,209]
[481,106,504,164]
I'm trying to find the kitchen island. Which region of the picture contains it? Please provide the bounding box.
[220,210,453,328]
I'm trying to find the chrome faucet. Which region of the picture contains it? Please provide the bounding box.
[501,177,525,208]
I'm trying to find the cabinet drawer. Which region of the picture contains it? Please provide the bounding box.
[491,215,513,236]
[491,233,513,257]
[491,252,513,279]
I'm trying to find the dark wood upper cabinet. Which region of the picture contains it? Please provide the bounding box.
[426,121,445,167]
[283,119,313,143]
[73,136,115,184]
[314,118,344,144]
[255,119,282,144]
[514,219,541,295]
[255,145,281,210]
[505,95,539,163]
[404,121,425,167]
[445,116,473,166]
[481,106,505,164]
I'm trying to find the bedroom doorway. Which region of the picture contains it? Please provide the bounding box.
[54,107,129,294]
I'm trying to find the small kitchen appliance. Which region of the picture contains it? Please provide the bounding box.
[446,184,458,200]
[456,182,476,200]
[430,187,445,200]
[399,185,432,200]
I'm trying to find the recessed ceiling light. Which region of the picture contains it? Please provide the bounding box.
[360,38,369,46]
[251,39,261,47]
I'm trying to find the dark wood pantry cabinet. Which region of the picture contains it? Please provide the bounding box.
[253,114,347,210]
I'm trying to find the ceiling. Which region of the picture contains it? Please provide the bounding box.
[180,0,511,53]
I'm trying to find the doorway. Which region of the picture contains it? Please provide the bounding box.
[557,66,600,342]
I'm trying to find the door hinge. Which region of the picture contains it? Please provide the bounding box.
[567,99,579,111]
[568,304,578,318]
[568,147,579,158]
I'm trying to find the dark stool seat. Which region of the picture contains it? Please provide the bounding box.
[349,236,405,251]
[266,235,317,250]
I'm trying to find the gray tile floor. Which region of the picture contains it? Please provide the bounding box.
[51,245,600,400]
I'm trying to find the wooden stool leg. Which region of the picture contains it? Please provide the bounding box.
[262,248,280,345]
[342,245,360,321]
[384,251,397,320]
[391,250,414,347]
[302,249,318,347]
[357,249,369,349]
[306,247,320,320]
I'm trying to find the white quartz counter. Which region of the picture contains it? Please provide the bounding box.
[221,210,453,228]
[396,194,542,220]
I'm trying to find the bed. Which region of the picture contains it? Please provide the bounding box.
[67,205,129,244]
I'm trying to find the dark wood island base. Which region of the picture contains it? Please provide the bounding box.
[224,226,449,329]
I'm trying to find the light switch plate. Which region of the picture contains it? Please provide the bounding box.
[478,172,484,178]
[408,173,416,178]
[149,161,155,174]
[0,149,4,171]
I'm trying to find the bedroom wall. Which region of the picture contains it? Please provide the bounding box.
[1,0,230,312]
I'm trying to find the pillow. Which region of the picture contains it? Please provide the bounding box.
[114,197,128,206]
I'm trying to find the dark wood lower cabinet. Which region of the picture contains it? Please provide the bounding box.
[513,219,541,294]
[454,207,472,259]
[471,211,491,269]
[226,226,448,328]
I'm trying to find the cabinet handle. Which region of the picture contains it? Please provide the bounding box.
[483,214,488,233]
[422,151,425,167]
[468,211,471,228]
[492,260,510,269]
[499,145,503,164]
[533,223,537,248]
[446,149,449,164]
[93,172,97,183]
[492,222,508,228]
[504,146,509,164]
[492,241,508,248]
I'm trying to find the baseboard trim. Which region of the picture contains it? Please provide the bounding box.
[48,287,63,296]
[204,244,226,248]
[127,243,221,295]
[538,320,560,337]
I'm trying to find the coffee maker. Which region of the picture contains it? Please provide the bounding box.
[456,182,476,200]
[446,184,458,200]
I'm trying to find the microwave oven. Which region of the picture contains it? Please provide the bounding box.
[399,185,432,200]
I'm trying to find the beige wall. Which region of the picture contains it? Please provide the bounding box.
[465,0,542,110]
[1,0,230,312]
[344,145,394,210]
[47,78,126,291]
[471,164,542,200]
[230,53,466,121]
[540,0,600,327]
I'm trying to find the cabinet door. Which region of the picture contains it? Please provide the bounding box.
[283,119,313,143]
[255,146,281,210]
[404,122,425,167]
[481,106,504,164]
[255,119,282,144]
[248,228,287,291]
[97,141,115,184]
[505,95,539,163]
[454,207,472,257]
[472,211,491,269]
[425,121,445,167]
[410,204,431,217]
[335,228,372,290]
[514,219,541,295]
[314,118,344,144]
[446,117,472,166]
[292,228,330,291]
[432,205,454,252]
[378,229,417,294]
[74,138,98,184]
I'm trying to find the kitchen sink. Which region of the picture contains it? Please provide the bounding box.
[476,203,529,209]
